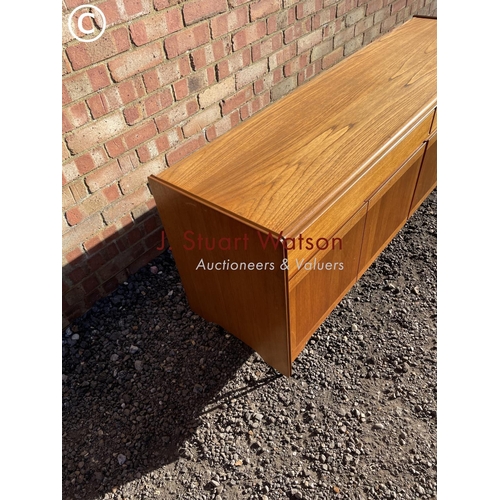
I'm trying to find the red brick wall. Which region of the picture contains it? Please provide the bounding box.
[62,0,437,327]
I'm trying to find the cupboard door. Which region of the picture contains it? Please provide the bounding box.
[358,144,425,277]
[288,203,367,361]
[409,131,437,216]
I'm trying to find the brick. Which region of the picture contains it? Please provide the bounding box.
[63,185,75,211]
[284,54,308,77]
[104,183,122,202]
[183,0,228,25]
[229,0,252,6]
[344,33,363,55]
[345,6,366,26]
[284,19,312,44]
[217,48,252,80]
[75,152,97,175]
[143,56,191,92]
[108,42,164,81]
[311,39,333,61]
[222,86,253,114]
[173,69,215,100]
[62,160,79,184]
[191,38,231,69]
[381,13,397,31]
[85,160,121,192]
[78,191,110,219]
[130,8,183,46]
[142,87,174,117]
[391,0,407,14]
[250,0,280,21]
[153,0,182,8]
[66,111,127,154]
[118,152,140,173]
[323,17,342,38]
[240,91,270,119]
[63,247,85,267]
[252,33,282,61]
[66,27,130,70]
[298,59,322,84]
[123,121,158,150]
[312,7,337,29]
[155,98,199,131]
[199,76,235,108]
[254,72,274,94]
[366,0,384,15]
[131,198,156,220]
[322,45,343,68]
[297,0,322,19]
[232,21,267,51]
[270,76,297,101]
[122,0,150,19]
[166,134,206,165]
[269,43,297,70]
[374,6,390,24]
[63,72,94,104]
[333,26,355,49]
[81,274,100,294]
[66,206,84,226]
[137,128,182,162]
[297,28,323,53]
[337,0,358,17]
[164,22,210,57]
[118,106,140,128]
[62,213,105,254]
[94,0,122,27]
[236,59,268,89]
[183,105,222,137]
[363,22,381,44]
[63,141,71,163]
[211,6,249,38]
[354,14,374,35]
[206,110,239,141]
[62,102,89,133]
[69,178,89,202]
[87,77,145,119]
[267,8,296,34]
[120,157,167,194]
[105,137,127,158]
[103,185,151,223]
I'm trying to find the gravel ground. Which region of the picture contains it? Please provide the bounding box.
[63,190,437,500]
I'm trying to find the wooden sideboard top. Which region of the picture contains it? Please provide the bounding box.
[151,17,436,237]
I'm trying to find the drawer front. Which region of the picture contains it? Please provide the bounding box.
[287,107,434,279]
[358,143,425,277]
[289,203,367,360]
[409,131,437,216]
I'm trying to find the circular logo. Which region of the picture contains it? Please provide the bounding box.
[68,4,107,43]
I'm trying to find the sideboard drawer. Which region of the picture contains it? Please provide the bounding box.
[358,143,426,276]
[289,203,367,360]
[409,131,437,216]
[287,108,434,278]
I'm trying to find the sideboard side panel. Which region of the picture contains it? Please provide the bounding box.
[150,178,291,376]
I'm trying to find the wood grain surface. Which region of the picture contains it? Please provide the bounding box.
[150,180,292,376]
[409,131,437,216]
[152,17,437,238]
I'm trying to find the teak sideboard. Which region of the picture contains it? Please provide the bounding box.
[149,17,437,376]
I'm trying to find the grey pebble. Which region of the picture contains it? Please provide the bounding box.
[372,423,385,430]
[117,454,126,465]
